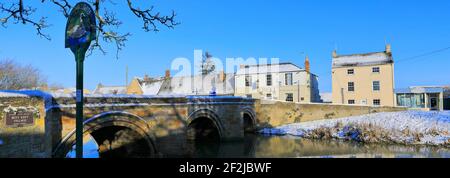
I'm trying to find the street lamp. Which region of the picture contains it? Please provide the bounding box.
[65,2,97,158]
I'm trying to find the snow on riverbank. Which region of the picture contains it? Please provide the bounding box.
[259,111,450,146]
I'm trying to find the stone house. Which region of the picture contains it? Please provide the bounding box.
[332,44,395,106]
[126,74,165,95]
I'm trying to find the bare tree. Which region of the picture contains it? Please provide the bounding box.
[0,0,179,58]
[0,59,47,90]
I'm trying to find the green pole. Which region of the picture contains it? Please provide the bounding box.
[75,49,85,158]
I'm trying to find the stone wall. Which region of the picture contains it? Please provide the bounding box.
[254,99,407,128]
[0,96,51,158]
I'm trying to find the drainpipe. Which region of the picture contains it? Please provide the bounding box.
[298,80,300,103]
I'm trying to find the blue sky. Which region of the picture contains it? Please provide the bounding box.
[1,0,449,92]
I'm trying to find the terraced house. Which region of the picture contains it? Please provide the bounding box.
[331,44,395,106]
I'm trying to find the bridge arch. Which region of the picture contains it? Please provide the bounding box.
[53,111,158,158]
[186,109,224,141]
[242,107,257,133]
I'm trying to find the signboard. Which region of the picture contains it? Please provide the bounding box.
[65,2,96,54]
[65,2,97,158]
[4,111,35,128]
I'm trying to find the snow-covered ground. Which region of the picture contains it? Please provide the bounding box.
[259,111,450,146]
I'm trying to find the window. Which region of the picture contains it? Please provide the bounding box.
[373,81,380,91]
[372,67,380,73]
[245,75,251,87]
[266,74,272,86]
[285,73,293,86]
[348,100,355,104]
[266,93,272,99]
[348,82,355,92]
[286,93,293,102]
[347,69,354,75]
[373,99,381,106]
[397,93,425,108]
[246,94,252,98]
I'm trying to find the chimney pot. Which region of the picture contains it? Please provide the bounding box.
[305,55,310,73]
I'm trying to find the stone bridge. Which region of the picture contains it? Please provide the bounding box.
[0,91,405,158]
[0,91,256,158]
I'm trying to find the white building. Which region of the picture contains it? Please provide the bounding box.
[234,58,320,103]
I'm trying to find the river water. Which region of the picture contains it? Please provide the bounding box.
[67,134,450,158]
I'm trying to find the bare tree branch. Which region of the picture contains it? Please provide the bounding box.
[43,0,72,17]
[127,0,179,32]
[0,0,179,59]
[0,0,51,40]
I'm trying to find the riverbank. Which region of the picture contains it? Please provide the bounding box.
[259,111,450,147]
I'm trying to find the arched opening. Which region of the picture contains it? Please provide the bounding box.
[243,113,255,134]
[57,112,158,158]
[186,117,221,157]
[89,126,154,158]
[187,117,220,141]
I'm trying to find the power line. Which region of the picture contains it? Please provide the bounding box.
[396,46,450,63]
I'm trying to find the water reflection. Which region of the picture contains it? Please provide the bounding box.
[67,134,450,158]
[66,135,100,158]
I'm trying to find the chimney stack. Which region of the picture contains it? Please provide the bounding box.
[332,50,337,58]
[305,55,310,73]
[385,44,392,55]
[165,69,171,79]
[219,71,226,82]
[144,74,150,82]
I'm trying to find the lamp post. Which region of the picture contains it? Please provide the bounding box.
[65,2,97,158]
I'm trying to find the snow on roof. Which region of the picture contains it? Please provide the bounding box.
[141,80,164,95]
[236,63,304,75]
[332,52,393,68]
[158,73,235,95]
[93,86,127,95]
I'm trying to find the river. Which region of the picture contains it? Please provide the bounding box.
[67,134,450,158]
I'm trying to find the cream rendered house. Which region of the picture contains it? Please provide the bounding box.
[235,59,320,103]
[331,45,395,106]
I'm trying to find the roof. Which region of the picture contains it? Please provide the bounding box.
[132,77,165,95]
[158,73,235,95]
[93,85,127,95]
[395,86,445,94]
[140,80,164,95]
[236,63,306,75]
[332,51,393,68]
